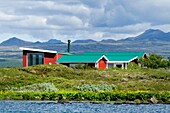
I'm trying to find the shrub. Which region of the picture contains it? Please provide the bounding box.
[134,99,141,103]
[127,62,141,70]
[0,91,169,103]
[8,82,58,92]
[139,53,169,69]
[75,84,117,92]
[72,64,93,70]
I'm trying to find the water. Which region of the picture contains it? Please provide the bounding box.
[0,101,169,113]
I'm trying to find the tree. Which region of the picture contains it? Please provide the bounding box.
[139,53,169,69]
[168,57,170,67]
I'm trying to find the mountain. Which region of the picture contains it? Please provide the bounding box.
[72,39,97,44]
[0,37,33,46]
[44,39,65,44]
[1,29,170,47]
[100,39,116,43]
[130,29,170,41]
[1,29,170,62]
[34,41,42,44]
[0,38,65,46]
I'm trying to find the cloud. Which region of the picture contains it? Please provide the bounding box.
[47,15,84,28]
[117,0,170,25]
[110,23,151,33]
[0,0,170,43]
[0,11,23,21]
[80,0,107,8]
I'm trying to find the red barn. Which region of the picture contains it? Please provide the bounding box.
[19,47,62,67]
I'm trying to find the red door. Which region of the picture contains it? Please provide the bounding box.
[98,59,106,69]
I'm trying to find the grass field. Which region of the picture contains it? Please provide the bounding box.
[0,64,169,92]
[0,64,169,102]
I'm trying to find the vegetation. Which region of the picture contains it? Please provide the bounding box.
[0,91,169,103]
[0,64,170,91]
[71,64,94,70]
[75,84,117,92]
[139,53,170,69]
[0,62,169,102]
[7,82,57,92]
[0,64,169,92]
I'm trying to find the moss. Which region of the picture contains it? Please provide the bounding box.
[134,99,141,103]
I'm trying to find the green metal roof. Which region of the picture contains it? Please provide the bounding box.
[83,52,145,58]
[57,52,145,63]
[107,55,137,62]
[57,54,106,63]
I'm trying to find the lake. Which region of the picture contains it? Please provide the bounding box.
[0,101,169,113]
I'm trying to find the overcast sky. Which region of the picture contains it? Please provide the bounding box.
[1,0,170,43]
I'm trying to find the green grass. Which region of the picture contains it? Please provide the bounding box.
[0,64,169,92]
[0,91,169,103]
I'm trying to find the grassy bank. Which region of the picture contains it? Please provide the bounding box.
[0,64,170,102]
[0,91,169,104]
[0,64,169,91]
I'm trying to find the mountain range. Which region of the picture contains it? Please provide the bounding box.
[1,28,170,66]
[0,37,65,46]
[0,29,170,46]
[122,29,170,41]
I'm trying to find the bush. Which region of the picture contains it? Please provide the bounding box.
[21,64,74,75]
[75,84,117,92]
[139,53,169,69]
[0,91,169,103]
[72,64,93,70]
[127,62,141,70]
[7,82,58,92]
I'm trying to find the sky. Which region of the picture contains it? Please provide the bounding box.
[1,0,170,43]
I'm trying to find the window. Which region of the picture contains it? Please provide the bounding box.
[27,53,44,66]
[108,64,114,68]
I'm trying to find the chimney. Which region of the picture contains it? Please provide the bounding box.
[68,40,71,53]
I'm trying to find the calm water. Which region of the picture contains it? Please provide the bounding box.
[0,101,170,113]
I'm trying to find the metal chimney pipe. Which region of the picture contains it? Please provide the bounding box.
[68,40,71,53]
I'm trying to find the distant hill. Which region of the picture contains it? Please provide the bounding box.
[72,39,97,44]
[0,37,33,46]
[0,38,65,46]
[127,29,170,41]
[44,39,65,44]
[1,29,170,66]
[1,29,170,46]
[100,39,116,43]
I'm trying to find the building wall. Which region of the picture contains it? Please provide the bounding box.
[22,50,57,67]
[107,63,128,69]
[87,63,95,68]
[23,51,27,67]
[56,54,63,62]
[44,53,57,65]
[98,58,106,69]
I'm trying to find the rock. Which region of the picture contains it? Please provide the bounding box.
[58,99,69,103]
[127,75,133,79]
[120,78,128,82]
[30,70,36,74]
[150,97,158,104]
[124,101,137,104]
[114,100,124,104]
